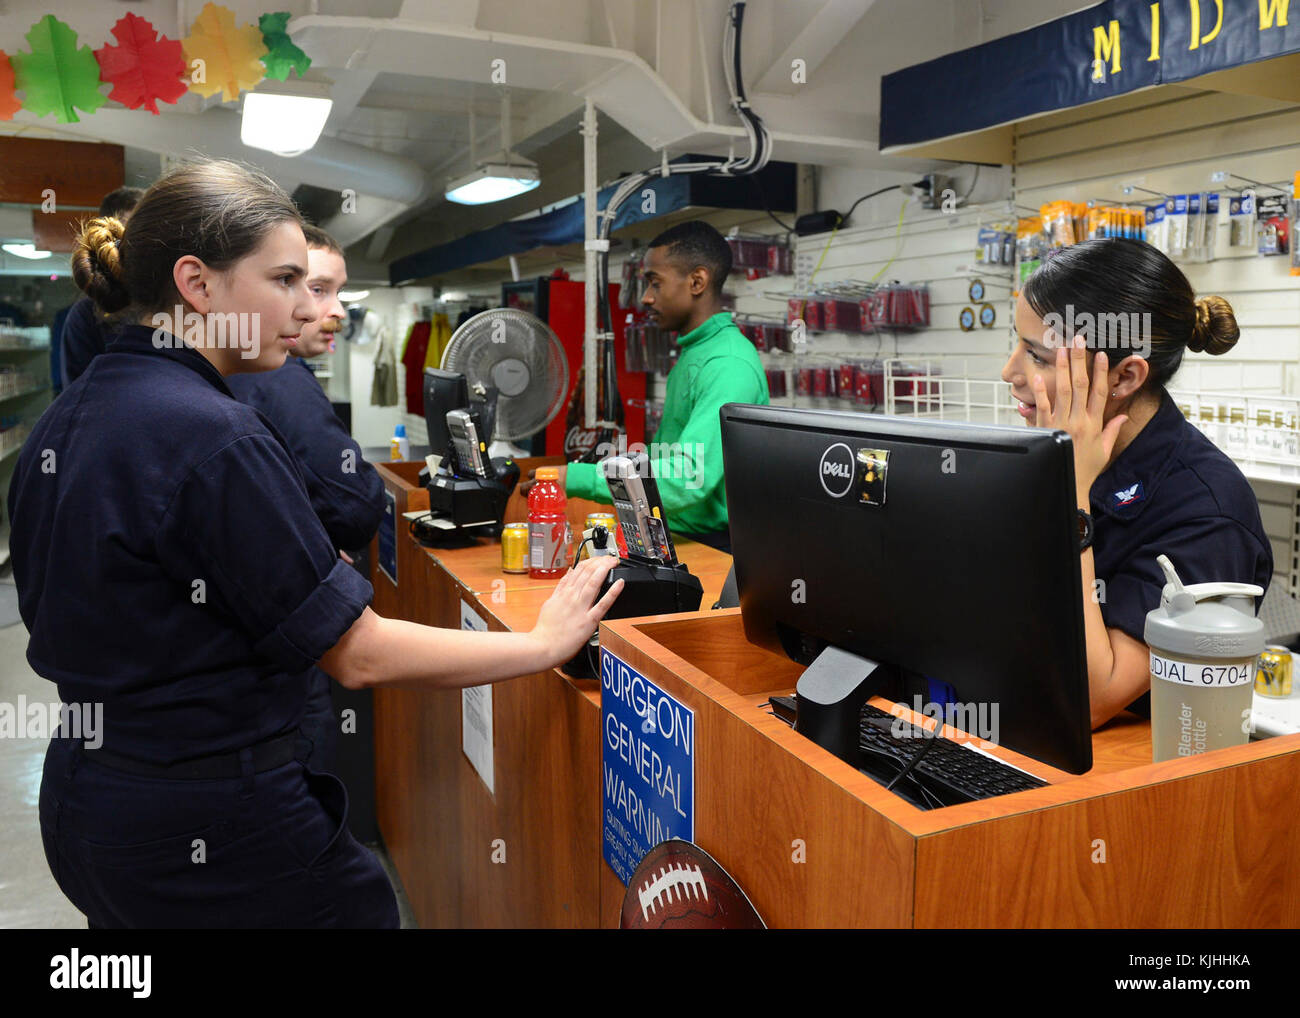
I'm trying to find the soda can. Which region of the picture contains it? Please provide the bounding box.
[501,523,530,573]
[1255,646,1293,698]
[583,513,618,559]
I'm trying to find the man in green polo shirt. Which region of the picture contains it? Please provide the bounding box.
[524,220,769,552]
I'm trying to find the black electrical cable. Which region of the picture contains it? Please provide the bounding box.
[589,2,768,445]
[843,184,903,225]
[570,536,596,569]
[749,174,795,233]
[884,717,944,792]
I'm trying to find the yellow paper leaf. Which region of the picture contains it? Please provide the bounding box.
[181,2,266,102]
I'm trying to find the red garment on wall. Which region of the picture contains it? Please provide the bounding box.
[402,321,432,416]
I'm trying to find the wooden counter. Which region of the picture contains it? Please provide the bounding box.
[596,609,1300,928]
[367,461,730,927]
[368,462,1300,929]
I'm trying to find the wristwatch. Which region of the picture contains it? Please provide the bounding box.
[1077,508,1094,552]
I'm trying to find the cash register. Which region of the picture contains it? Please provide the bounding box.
[412,367,519,546]
[563,452,704,677]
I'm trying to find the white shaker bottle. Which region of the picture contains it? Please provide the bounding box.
[1144,554,1264,763]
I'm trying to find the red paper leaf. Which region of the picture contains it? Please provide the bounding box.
[94,12,186,115]
[0,50,19,120]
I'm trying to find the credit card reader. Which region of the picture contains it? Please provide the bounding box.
[563,453,703,678]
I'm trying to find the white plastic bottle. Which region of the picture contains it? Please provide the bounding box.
[390,424,410,461]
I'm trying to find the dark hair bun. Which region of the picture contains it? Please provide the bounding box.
[70,216,131,314]
[1189,295,1238,356]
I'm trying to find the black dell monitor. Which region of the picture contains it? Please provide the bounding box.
[423,368,468,461]
[720,403,1091,775]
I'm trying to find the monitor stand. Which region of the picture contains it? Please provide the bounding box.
[794,646,897,765]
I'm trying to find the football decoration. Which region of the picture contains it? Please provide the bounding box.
[620,839,765,930]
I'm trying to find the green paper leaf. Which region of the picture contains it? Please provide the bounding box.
[259,12,311,81]
[12,14,107,123]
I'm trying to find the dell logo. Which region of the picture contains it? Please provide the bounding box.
[818,443,854,498]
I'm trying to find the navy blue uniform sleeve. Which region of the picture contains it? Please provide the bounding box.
[1100,517,1274,645]
[230,366,385,550]
[155,434,373,675]
[60,297,106,387]
[50,305,70,395]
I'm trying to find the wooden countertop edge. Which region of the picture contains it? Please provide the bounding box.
[599,611,1300,838]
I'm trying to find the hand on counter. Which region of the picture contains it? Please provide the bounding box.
[519,464,566,497]
[528,554,623,668]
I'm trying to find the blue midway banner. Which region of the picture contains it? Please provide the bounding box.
[881,0,1300,150]
[600,648,695,886]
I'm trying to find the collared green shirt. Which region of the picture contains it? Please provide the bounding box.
[566,311,770,534]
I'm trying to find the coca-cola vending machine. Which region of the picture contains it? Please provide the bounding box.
[504,277,646,459]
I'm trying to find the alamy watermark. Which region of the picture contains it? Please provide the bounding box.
[1041,304,1151,359]
[0,696,103,748]
[595,437,708,490]
[891,695,1000,748]
[151,306,262,359]
[50,949,150,998]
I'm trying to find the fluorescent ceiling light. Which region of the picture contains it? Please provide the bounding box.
[445,155,540,205]
[241,91,333,157]
[3,243,51,259]
[339,289,370,302]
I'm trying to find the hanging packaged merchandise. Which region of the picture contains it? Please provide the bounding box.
[1017,216,1046,282]
[977,225,1000,263]
[1166,195,1189,257]
[1201,193,1220,262]
[1040,201,1075,247]
[821,297,861,332]
[620,248,643,308]
[1086,205,1104,240]
[1228,192,1255,249]
[1291,173,1300,276]
[975,222,1016,265]
[1256,194,1290,256]
[726,231,792,280]
[1186,193,1205,261]
[834,362,853,399]
[1145,203,1168,255]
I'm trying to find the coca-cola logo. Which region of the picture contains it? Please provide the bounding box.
[564,425,600,458]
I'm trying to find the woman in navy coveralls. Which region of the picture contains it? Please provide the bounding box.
[7,160,622,928]
[1001,238,1272,729]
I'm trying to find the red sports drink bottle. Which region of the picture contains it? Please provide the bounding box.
[528,467,571,579]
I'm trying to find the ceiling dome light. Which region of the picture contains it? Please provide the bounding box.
[3,243,51,259]
[445,157,541,205]
[241,78,333,157]
[445,88,541,204]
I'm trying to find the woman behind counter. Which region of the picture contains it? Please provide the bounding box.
[1001,238,1272,729]
[7,159,622,928]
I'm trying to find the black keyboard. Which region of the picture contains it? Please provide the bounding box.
[768,696,1047,808]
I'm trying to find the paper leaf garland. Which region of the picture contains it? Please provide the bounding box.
[94,13,187,115]
[259,12,311,81]
[0,51,20,120]
[11,15,107,123]
[181,2,267,102]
